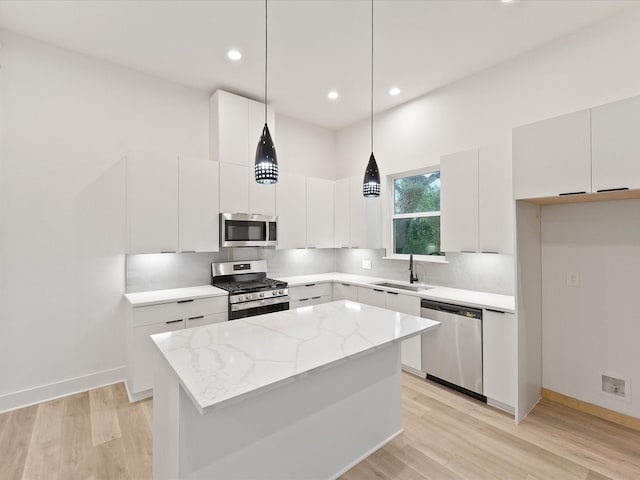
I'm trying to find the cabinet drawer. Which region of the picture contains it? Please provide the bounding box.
[185,312,228,328]
[288,282,332,301]
[133,296,228,327]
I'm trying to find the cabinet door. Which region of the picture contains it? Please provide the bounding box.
[126,151,179,253]
[349,175,367,248]
[483,310,516,409]
[248,99,276,163]
[306,177,334,248]
[219,163,249,214]
[334,178,350,248]
[479,144,514,254]
[356,287,386,308]
[440,149,479,253]
[275,172,307,249]
[513,109,591,199]
[592,95,640,192]
[309,295,331,306]
[186,313,227,329]
[290,298,312,310]
[332,283,358,301]
[179,157,220,252]
[131,319,185,394]
[366,194,383,249]
[385,292,423,372]
[210,91,249,165]
[249,181,276,216]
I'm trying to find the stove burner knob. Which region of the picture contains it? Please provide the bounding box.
[237,295,244,302]
[279,289,284,295]
[259,292,265,298]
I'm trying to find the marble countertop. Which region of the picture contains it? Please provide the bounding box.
[276,273,515,313]
[124,285,227,307]
[151,300,440,414]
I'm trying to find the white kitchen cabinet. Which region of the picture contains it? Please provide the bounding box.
[356,286,386,308]
[130,319,185,394]
[306,177,334,248]
[513,109,591,200]
[185,312,227,329]
[591,94,640,192]
[219,163,249,214]
[366,194,383,249]
[386,292,422,372]
[126,151,179,253]
[441,144,513,254]
[275,172,307,249]
[440,149,479,253]
[179,157,220,252]
[349,176,367,248]
[483,309,516,412]
[210,90,275,166]
[332,282,358,301]
[334,178,350,248]
[356,286,423,372]
[126,295,228,400]
[249,180,276,216]
[289,282,332,303]
[479,144,513,254]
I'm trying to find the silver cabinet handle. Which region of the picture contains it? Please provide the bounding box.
[165,319,182,324]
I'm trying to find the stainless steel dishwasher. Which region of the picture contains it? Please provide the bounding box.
[420,299,485,401]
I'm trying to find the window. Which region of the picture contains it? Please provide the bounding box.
[391,169,443,256]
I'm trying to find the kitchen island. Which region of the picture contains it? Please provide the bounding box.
[151,300,440,480]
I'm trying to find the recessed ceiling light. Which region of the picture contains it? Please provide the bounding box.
[328,90,339,100]
[501,0,514,3]
[389,87,401,96]
[227,49,242,61]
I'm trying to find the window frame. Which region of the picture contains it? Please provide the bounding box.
[385,166,447,263]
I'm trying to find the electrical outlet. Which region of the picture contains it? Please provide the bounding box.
[362,260,372,270]
[602,374,630,401]
[566,271,580,287]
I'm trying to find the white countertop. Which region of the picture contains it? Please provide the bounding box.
[124,285,227,306]
[151,300,440,414]
[276,272,515,313]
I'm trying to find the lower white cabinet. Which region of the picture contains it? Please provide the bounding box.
[483,309,516,411]
[332,282,358,301]
[289,282,332,309]
[126,296,228,400]
[356,287,422,372]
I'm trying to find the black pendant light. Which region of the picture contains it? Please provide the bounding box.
[363,0,380,198]
[255,0,278,184]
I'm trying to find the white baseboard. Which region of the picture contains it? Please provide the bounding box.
[124,380,152,403]
[0,366,126,413]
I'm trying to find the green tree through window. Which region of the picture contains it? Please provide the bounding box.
[392,171,442,256]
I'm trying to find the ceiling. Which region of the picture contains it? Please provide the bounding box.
[0,0,635,130]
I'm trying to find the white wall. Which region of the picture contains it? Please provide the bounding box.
[541,200,640,418]
[336,6,640,178]
[0,31,209,410]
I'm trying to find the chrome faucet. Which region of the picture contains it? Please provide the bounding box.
[409,253,418,284]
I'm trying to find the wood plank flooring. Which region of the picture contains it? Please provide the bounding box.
[1,373,639,479]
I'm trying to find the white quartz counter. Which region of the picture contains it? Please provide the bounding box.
[124,285,227,307]
[151,300,439,414]
[277,272,515,313]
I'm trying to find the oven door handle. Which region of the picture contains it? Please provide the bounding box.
[230,296,290,312]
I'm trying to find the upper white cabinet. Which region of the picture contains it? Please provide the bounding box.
[592,94,640,192]
[249,179,276,216]
[441,144,513,254]
[276,172,307,249]
[334,178,350,248]
[210,90,275,166]
[483,309,516,411]
[440,149,479,253]
[219,163,249,214]
[306,177,334,248]
[513,109,591,199]
[179,157,219,252]
[349,176,367,248]
[479,144,513,254]
[126,151,179,254]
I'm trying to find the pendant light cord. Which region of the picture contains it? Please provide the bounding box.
[370,0,374,154]
[265,0,268,124]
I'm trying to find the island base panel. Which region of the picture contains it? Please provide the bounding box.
[154,343,403,480]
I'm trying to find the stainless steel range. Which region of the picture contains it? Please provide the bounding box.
[211,260,289,320]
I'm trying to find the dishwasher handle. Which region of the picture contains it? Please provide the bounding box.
[420,299,482,319]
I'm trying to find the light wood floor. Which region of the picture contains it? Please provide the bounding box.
[2,373,639,480]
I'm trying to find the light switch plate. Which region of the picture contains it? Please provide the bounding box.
[566,271,580,287]
[362,260,372,270]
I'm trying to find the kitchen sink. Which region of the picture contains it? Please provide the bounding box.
[372,281,433,292]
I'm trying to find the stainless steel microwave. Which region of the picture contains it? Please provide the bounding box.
[220,213,278,247]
